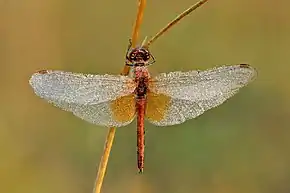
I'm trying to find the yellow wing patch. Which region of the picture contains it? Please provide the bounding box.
[110,94,136,123]
[146,92,171,122]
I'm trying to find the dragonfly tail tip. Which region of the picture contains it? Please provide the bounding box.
[138,168,144,174]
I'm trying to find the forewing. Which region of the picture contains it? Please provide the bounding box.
[30,70,136,104]
[147,64,257,126]
[29,70,136,127]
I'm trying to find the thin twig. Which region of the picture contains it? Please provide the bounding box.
[122,0,146,75]
[92,1,146,193]
[93,127,116,193]
[145,0,208,47]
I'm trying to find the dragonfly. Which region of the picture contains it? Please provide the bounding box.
[29,44,257,173]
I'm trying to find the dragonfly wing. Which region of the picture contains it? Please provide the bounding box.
[147,64,257,126]
[29,70,136,104]
[146,92,204,126]
[53,94,136,127]
[29,70,136,127]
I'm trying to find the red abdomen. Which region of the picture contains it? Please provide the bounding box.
[136,98,146,173]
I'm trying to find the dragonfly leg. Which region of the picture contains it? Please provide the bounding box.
[125,39,133,66]
[147,52,156,66]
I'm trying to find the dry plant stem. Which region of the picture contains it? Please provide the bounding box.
[122,0,146,75]
[93,127,116,193]
[93,1,146,193]
[145,0,209,47]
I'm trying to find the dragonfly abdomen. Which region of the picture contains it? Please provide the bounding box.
[134,67,149,173]
[136,98,146,173]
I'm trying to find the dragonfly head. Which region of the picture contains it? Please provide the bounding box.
[128,47,151,66]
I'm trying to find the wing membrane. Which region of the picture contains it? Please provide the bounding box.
[29,70,136,127]
[146,93,204,126]
[29,70,136,104]
[147,64,257,126]
[51,94,136,127]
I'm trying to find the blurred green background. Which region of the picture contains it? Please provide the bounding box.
[1,0,290,193]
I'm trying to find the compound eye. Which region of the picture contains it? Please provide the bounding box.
[130,53,136,60]
[145,52,150,60]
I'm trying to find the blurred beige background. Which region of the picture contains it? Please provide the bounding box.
[1,0,290,193]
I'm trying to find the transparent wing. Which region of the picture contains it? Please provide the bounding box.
[146,93,204,126]
[29,70,136,127]
[147,64,257,126]
[53,94,136,127]
[30,70,136,104]
[146,92,204,126]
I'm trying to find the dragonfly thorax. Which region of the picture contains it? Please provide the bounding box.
[135,76,148,97]
[134,66,150,98]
